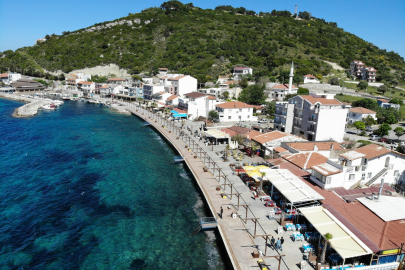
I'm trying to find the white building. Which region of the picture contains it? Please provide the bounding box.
[233,67,252,80]
[274,93,348,142]
[66,73,91,90]
[215,101,257,123]
[77,81,95,94]
[377,99,400,110]
[309,144,405,190]
[143,84,165,100]
[270,84,298,100]
[166,95,179,106]
[0,72,22,85]
[303,74,320,84]
[165,75,197,97]
[347,107,377,124]
[110,84,124,95]
[107,78,128,85]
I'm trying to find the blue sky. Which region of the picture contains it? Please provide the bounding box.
[0,0,404,59]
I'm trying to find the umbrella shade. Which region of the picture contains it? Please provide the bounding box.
[243,166,257,171]
[247,171,262,178]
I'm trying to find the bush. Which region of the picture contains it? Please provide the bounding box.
[359,131,367,136]
[328,77,339,85]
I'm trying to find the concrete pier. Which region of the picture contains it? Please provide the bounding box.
[122,103,307,270]
[0,93,48,117]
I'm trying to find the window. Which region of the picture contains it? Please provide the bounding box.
[368,172,372,179]
[247,115,250,118]
[239,109,242,112]
[394,170,400,176]
[352,113,357,117]
[326,177,331,184]
[361,173,365,180]
[349,174,355,181]
[228,116,231,119]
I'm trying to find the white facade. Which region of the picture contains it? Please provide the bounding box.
[215,102,257,122]
[347,109,377,124]
[111,85,124,95]
[274,94,348,142]
[0,73,22,85]
[78,82,95,93]
[310,151,405,190]
[143,84,165,100]
[303,75,320,84]
[187,96,209,120]
[168,75,197,97]
[233,67,253,80]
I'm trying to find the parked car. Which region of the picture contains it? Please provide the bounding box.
[378,138,388,143]
[258,119,269,123]
[369,135,381,141]
[365,126,373,132]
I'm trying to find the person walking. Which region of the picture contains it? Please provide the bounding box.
[220,207,223,219]
[276,238,281,251]
[280,237,284,251]
[270,236,276,250]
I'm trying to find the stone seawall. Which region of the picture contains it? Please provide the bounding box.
[0,93,49,117]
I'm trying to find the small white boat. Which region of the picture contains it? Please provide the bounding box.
[53,100,64,106]
[61,94,71,100]
[42,103,56,110]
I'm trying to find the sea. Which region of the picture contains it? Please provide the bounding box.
[0,99,227,269]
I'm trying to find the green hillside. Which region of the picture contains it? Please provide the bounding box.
[1,1,404,84]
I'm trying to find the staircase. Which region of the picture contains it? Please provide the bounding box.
[365,168,388,187]
[192,224,202,236]
[351,180,363,189]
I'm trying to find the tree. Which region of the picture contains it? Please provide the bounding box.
[222,91,229,99]
[264,101,276,117]
[352,98,379,111]
[377,123,392,137]
[208,110,218,120]
[320,233,333,264]
[298,11,311,20]
[328,77,339,85]
[378,84,388,95]
[362,115,377,127]
[357,80,368,90]
[131,74,143,82]
[160,1,184,11]
[377,107,401,124]
[231,133,245,145]
[394,127,405,140]
[239,77,248,89]
[353,121,365,134]
[45,34,50,40]
[238,84,266,105]
[389,98,402,105]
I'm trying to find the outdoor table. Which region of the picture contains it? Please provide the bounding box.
[302,244,314,252]
[329,254,342,265]
[293,233,304,241]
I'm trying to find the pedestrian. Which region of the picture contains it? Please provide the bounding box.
[253,191,257,200]
[276,238,281,251]
[270,236,276,250]
[220,206,223,219]
[280,237,284,251]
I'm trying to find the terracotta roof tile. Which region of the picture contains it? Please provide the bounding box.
[168,75,186,81]
[299,95,342,105]
[244,130,262,140]
[108,77,126,81]
[283,152,328,170]
[228,125,252,135]
[349,107,376,114]
[0,73,9,78]
[221,128,238,137]
[253,131,288,144]
[184,92,206,98]
[234,67,251,70]
[216,101,255,109]
[274,146,288,153]
[272,84,298,89]
[166,95,178,101]
[378,99,389,103]
[77,81,94,85]
[287,142,344,151]
[355,144,391,159]
[207,95,216,100]
[303,74,317,79]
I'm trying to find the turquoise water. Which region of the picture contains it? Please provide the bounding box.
[0,99,226,269]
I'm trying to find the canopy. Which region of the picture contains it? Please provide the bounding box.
[299,206,372,259]
[171,110,187,118]
[205,129,229,139]
[247,171,262,180]
[260,168,324,203]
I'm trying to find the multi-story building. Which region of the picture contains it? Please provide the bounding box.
[215,101,257,123]
[361,67,377,82]
[143,84,165,100]
[77,81,95,95]
[269,84,298,100]
[159,74,197,97]
[377,99,400,110]
[65,73,91,90]
[350,61,377,82]
[274,93,348,142]
[347,107,377,124]
[0,72,22,85]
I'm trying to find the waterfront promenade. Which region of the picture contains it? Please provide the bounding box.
[122,102,308,270]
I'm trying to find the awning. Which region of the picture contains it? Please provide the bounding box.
[299,206,372,259]
[171,110,187,118]
[260,169,324,203]
[205,129,230,139]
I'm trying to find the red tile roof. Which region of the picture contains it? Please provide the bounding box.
[184,92,206,98]
[168,75,186,81]
[378,99,389,103]
[303,74,317,79]
[234,67,251,70]
[207,95,216,100]
[299,95,342,105]
[283,152,328,170]
[216,101,255,109]
[355,144,391,159]
[159,68,168,70]
[166,95,178,101]
[272,84,298,90]
[108,77,126,81]
[244,130,262,140]
[253,131,289,144]
[77,81,94,85]
[221,128,238,137]
[274,146,288,153]
[0,73,9,78]
[227,125,252,135]
[349,107,376,114]
[100,85,109,89]
[286,142,344,151]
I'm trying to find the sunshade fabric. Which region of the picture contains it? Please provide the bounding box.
[171,110,187,117]
[299,206,372,259]
[260,169,324,203]
[205,129,229,139]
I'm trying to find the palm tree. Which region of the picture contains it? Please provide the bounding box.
[320,233,333,264]
[260,172,266,194]
[251,143,259,157]
[137,97,143,105]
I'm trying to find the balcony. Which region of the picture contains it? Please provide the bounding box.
[307,127,315,133]
[294,114,302,119]
[275,111,286,116]
[308,116,317,123]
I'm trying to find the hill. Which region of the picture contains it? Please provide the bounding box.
[1,1,404,85]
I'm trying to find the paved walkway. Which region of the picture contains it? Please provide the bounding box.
[121,102,311,270]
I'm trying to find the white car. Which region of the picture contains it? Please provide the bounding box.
[258,119,269,123]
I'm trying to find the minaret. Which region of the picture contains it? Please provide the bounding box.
[288,61,294,92]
